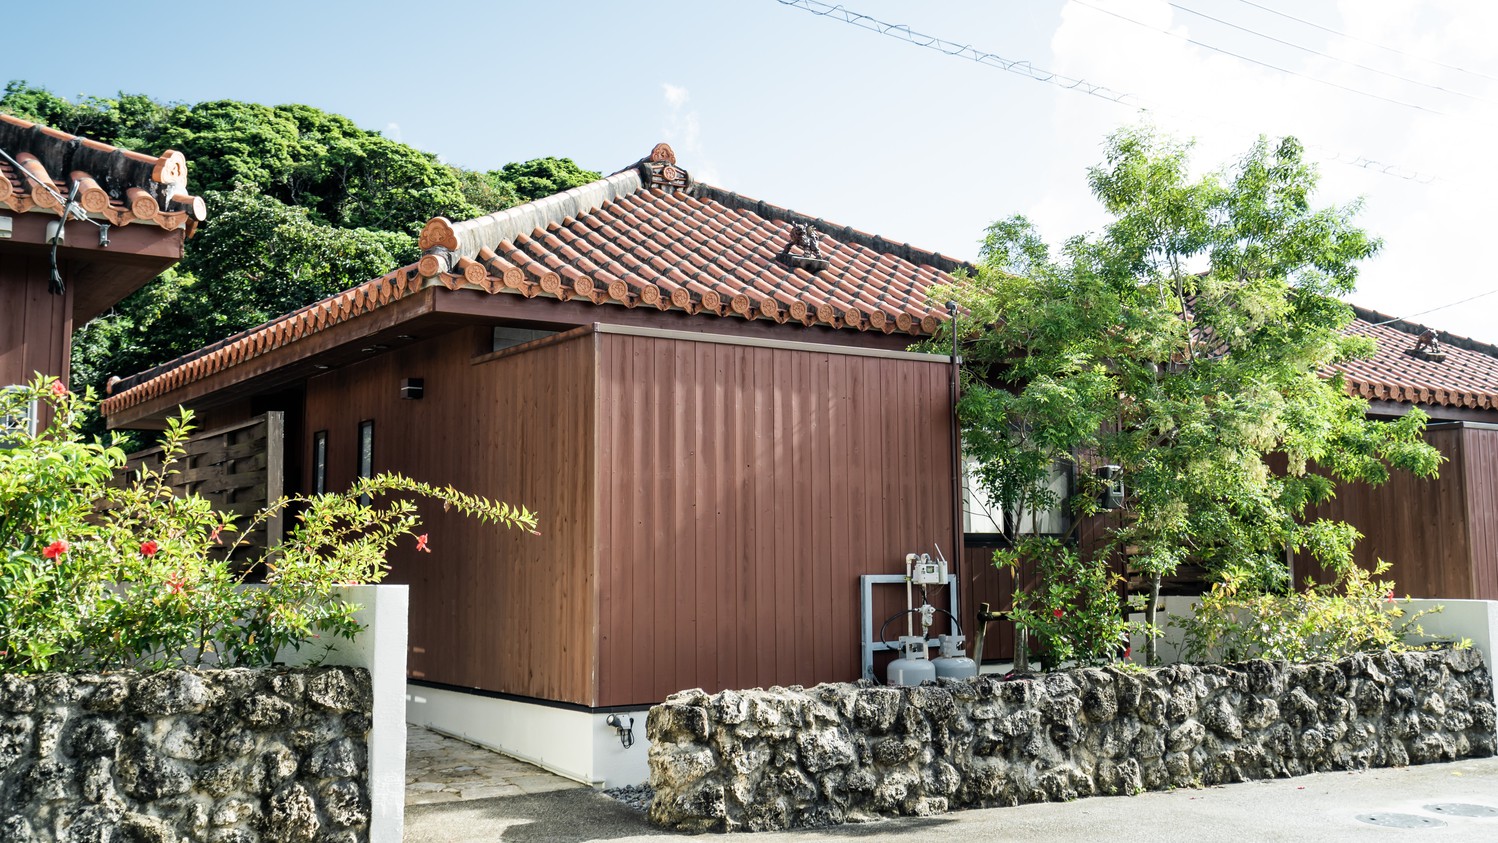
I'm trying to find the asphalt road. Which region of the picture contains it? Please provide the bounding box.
[404,755,1498,842]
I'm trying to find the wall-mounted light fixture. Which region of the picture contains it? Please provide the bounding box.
[400,378,424,400]
[604,714,635,749]
[1096,465,1124,511]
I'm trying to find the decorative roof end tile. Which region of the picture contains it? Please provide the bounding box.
[639,142,691,191]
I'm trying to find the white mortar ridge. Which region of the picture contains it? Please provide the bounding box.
[451,169,643,259]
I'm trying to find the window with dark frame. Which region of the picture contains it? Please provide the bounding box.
[357,420,374,506]
[962,458,1073,539]
[312,431,328,496]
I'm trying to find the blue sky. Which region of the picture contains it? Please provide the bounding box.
[8,1,1496,340]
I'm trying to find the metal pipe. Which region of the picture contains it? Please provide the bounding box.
[946,300,966,655]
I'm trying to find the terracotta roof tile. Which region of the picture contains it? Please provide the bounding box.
[0,113,205,232]
[103,143,971,417]
[1333,306,1498,412]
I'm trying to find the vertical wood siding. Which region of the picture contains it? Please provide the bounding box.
[1462,427,1498,600]
[303,329,598,705]
[0,254,72,385]
[1300,427,1475,598]
[595,333,956,707]
[963,541,1013,660]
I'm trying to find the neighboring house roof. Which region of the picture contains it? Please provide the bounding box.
[102,143,968,418]
[1337,305,1498,414]
[0,113,206,233]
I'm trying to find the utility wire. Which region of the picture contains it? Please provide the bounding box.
[1072,0,1445,115]
[1369,287,1498,326]
[1168,1,1486,103]
[1234,0,1498,83]
[776,0,1441,183]
[775,0,1143,109]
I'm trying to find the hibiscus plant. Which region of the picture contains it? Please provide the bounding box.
[0,375,537,674]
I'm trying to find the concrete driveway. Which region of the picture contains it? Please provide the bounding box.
[405,755,1498,842]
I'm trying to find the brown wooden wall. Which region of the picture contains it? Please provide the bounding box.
[1461,427,1498,600]
[594,331,957,707]
[1,253,73,386]
[303,328,598,705]
[1297,426,1485,599]
[964,541,1013,661]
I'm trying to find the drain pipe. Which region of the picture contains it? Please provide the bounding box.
[946,300,966,657]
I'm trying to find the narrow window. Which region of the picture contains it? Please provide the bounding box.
[357,420,374,505]
[492,325,555,352]
[311,431,328,496]
[0,386,39,449]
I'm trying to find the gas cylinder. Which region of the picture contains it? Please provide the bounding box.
[933,634,978,680]
[886,636,937,686]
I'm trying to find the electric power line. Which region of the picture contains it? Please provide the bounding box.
[1369,287,1498,326]
[1072,0,1445,115]
[775,0,1143,110]
[775,0,1442,183]
[1167,1,1486,104]
[1234,0,1498,83]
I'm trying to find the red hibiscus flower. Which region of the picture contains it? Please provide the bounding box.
[140,540,160,557]
[49,380,67,398]
[415,533,431,553]
[165,574,186,595]
[1052,608,1065,619]
[42,540,68,560]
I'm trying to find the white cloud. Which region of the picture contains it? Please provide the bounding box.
[383,122,402,142]
[662,83,690,109]
[661,83,719,183]
[1040,0,1498,340]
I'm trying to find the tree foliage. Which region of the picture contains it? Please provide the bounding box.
[0,81,601,423]
[933,127,1442,664]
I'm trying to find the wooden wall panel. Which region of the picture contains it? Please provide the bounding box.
[1299,427,1473,598]
[963,541,1013,661]
[595,333,956,707]
[0,253,72,386]
[304,328,598,705]
[1462,427,1498,600]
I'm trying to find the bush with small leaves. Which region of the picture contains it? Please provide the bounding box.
[0,376,537,673]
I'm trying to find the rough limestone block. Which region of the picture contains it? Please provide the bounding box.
[647,649,1497,832]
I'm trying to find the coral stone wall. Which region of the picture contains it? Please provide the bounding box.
[0,667,372,843]
[647,649,1498,832]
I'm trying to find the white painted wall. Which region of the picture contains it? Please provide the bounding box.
[1128,596,1200,666]
[406,683,651,787]
[1404,599,1498,705]
[1127,595,1498,702]
[283,585,408,843]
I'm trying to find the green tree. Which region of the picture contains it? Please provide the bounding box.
[936,127,1442,666]
[489,156,602,202]
[1,82,599,421]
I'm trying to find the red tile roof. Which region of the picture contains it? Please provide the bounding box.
[102,143,966,417]
[1335,306,1498,413]
[0,113,206,233]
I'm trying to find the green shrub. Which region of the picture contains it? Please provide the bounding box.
[1174,562,1439,664]
[0,376,536,673]
[999,537,1142,670]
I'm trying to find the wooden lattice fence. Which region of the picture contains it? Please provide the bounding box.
[116,412,285,558]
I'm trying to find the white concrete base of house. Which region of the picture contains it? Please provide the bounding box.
[405,684,652,787]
